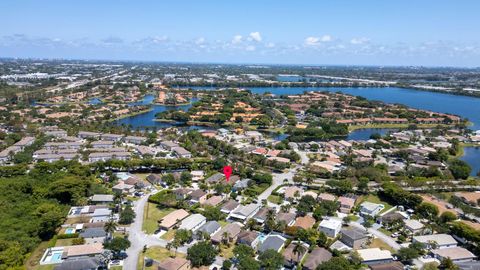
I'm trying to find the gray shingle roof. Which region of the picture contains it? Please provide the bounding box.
[198,221,221,235]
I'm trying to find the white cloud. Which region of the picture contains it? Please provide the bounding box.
[304,35,332,46]
[249,32,262,42]
[265,42,275,48]
[232,35,243,44]
[350,37,370,45]
[245,45,256,51]
[195,37,205,45]
[320,35,332,42]
[304,36,320,46]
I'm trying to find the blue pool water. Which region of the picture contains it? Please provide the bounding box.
[50,252,63,263]
[65,228,75,234]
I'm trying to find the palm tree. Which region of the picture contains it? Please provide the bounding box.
[104,218,118,240]
[114,192,125,204]
[293,242,306,264]
[221,232,230,246]
[166,242,173,257]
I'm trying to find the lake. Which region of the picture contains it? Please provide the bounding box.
[346,128,396,141]
[115,87,480,171]
[460,146,480,176]
[175,86,480,129]
[114,94,197,129]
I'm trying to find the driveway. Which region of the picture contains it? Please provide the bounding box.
[350,221,401,251]
[258,166,298,201]
[124,190,224,270]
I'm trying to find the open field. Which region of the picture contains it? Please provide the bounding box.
[143,202,175,234]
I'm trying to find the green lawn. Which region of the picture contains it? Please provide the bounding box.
[219,243,235,259]
[369,238,395,253]
[137,246,186,270]
[358,194,393,214]
[54,238,75,247]
[26,238,57,270]
[268,195,282,204]
[142,203,174,234]
[160,229,176,241]
[218,220,228,227]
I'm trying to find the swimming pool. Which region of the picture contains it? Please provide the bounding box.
[40,247,64,265]
[257,233,267,243]
[50,252,63,263]
[65,228,75,234]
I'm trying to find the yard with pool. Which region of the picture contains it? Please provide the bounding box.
[357,194,393,215]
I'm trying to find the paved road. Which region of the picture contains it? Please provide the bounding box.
[124,190,223,270]
[350,222,401,251]
[124,190,174,270]
[258,166,298,201]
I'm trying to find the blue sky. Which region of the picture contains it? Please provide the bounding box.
[1,0,480,66]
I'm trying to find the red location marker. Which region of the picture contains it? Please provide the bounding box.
[223,166,233,182]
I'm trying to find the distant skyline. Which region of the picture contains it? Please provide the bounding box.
[2,0,480,67]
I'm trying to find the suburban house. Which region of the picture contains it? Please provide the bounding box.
[78,131,101,139]
[283,242,309,268]
[277,212,296,227]
[338,196,356,213]
[124,135,147,144]
[101,133,124,141]
[431,247,476,263]
[236,230,260,249]
[90,140,115,149]
[220,200,240,214]
[413,234,458,249]
[188,189,208,205]
[157,257,191,270]
[357,248,393,266]
[197,221,221,238]
[178,213,206,232]
[160,141,179,150]
[229,204,261,222]
[89,194,114,204]
[318,218,342,237]
[172,147,192,158]
[54,258,103,270]
[340,228,369,249]
[158,209,190,230]
[258,234,287,253]
[211,223,242,244]
[359,202,385,217]
[203,195,224,207]
[112,181,135,194]
[79,227,107,244]
[302,247,332,270]
[146,174,163,185]
[405,219,424,234]
[293,216,316,230]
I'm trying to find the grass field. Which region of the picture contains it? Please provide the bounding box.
[142,203,174,234]
[137,246,186,270]
[268,194,282,204]
[219,243,235,259]
[369,238,395,253]
[160,229,176,241]
[54,238,74,247]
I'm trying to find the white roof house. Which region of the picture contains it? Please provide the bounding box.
[413,234,457,249]
[432,247,476,262]
[405,219,424,233]
[357,248,393,265]
[319,218,343,238]
[359,202,385,217]
[178,214,206,232]
[229,204,261,221]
